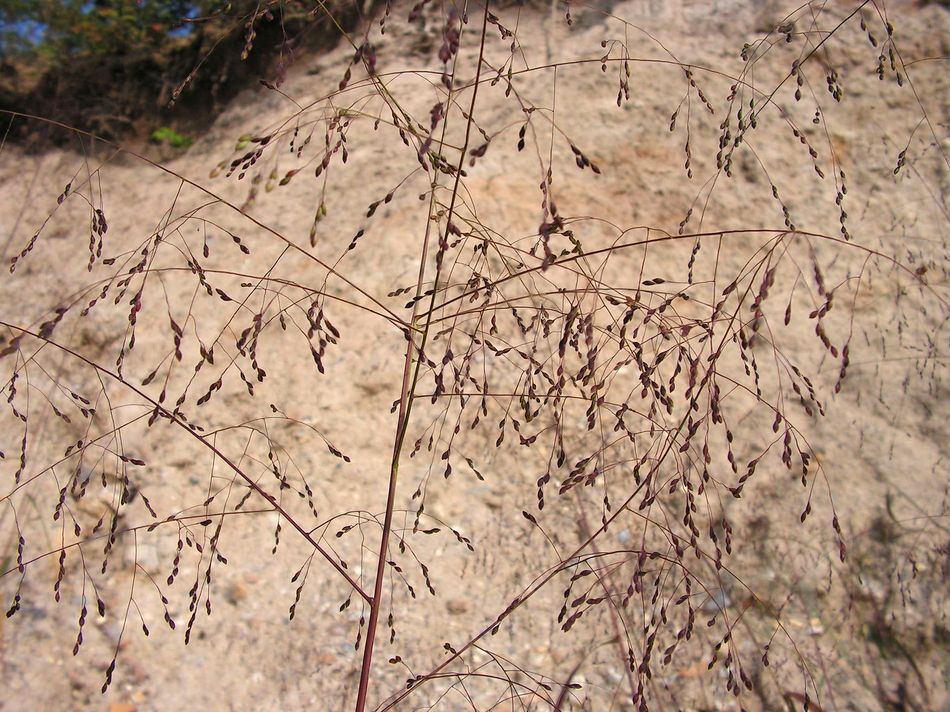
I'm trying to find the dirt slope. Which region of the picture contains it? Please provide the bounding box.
[0,1,948,710]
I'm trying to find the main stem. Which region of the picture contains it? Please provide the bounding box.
[352,210,437,712]
[353,4,490,709]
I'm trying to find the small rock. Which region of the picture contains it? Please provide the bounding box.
[858,578,886,602]
[314,651,336,666]
[226,582,248,605]
[701,589,732,614]
[108,704,136,712]
[550,645,571,665]
[446,599,469,615]
[124,540,161,573]
[97,622,124,647]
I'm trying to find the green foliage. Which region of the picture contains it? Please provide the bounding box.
[0,1,364,143]
[0,0,194,64]
[150,125,194,149]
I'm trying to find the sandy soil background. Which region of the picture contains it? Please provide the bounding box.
[0,1,948,710]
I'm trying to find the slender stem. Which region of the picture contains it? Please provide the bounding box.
[353,5,491,709]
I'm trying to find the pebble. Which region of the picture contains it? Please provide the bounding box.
[446,598,470,615]
[123,540,161,573]
[700,589,732,614]
[108,704,136,712]
[225,582,248,605]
